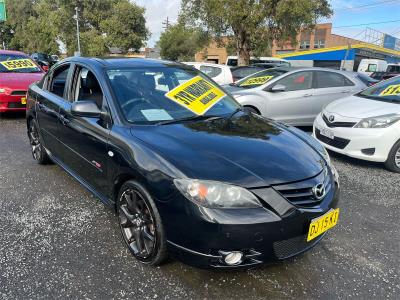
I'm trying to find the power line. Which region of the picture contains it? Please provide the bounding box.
[333,19,400,28]
[335,0,400,11]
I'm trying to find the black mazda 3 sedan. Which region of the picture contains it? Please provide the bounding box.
[26,57,340,269]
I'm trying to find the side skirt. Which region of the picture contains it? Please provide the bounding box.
[45,148,115,209]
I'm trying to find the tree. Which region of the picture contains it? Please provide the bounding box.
[0,0,149,56]
[100,0,148,53]
[181,0,332,65]
[158,22,209,61]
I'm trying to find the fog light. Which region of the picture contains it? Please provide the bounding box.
[224,251,243,265]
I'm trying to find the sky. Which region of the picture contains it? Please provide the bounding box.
[136,0,400,47]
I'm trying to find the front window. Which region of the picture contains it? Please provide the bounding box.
[0,54,42,73]
[300,40,310,49]
[314,40,325,49]
[357,77,400,103]
[107,66,240,124]
[367,64,377,72]
[235,68,288,88]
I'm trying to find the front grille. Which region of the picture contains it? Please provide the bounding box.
[315,128,350,149]
[10,90,27,96]
[322,114,356,128]
[8,102,26,108]
[273,233,324,259]
[274,169,331,207]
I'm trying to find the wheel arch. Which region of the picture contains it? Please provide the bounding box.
[243,105,261,114]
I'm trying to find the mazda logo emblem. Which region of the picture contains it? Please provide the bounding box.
[312,183,326,200]
[328,115,335,122]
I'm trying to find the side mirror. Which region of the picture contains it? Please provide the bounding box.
[269,84,286,92]
[71,101,101,118]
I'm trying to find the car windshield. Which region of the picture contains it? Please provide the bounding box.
[0,54,42,73]
[357,76,400,103]
[234,68,288,88]
[107,66,240,124]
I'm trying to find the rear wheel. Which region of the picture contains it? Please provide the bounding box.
[28,119,50,165]
[117,181,167,265]
[384,140,400,173]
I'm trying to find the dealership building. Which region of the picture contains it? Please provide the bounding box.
[195,23,400,70]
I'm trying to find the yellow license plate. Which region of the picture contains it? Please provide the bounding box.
[307,208,339,242]
[21,97,27,105]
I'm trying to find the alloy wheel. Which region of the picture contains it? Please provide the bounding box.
[395,147,400,168]
[28,122,42,161]
[118,189,156,259]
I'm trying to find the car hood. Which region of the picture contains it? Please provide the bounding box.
[223,84,254,96]
[131,114,324,188]
[0,72,44,91]
[325,95,400,119]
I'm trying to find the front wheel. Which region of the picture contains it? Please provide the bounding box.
[384,140,400,173]
[28,119,51,165]
[243,106,260,115]
[117,181,168,265]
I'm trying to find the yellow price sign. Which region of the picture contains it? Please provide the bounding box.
[240,75,274,87]
[165,76,226,115]
[379,84,400,96]
[0,59,37,71]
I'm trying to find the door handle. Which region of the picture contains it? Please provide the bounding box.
[341,90,350,93]
[37,103,48,112]
[59,114,70,125]
[303,94,313,97]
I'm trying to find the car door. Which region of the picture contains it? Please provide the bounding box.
[36,63,73,157]
[263,71,314,125]
[57,64,111,196]
[312,70,357,110]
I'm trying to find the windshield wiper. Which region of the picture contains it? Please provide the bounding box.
[156,114,223,125]
[227,107,243,120]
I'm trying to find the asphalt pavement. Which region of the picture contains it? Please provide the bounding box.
[0,113,399,299]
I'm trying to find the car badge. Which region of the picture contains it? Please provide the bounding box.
[328,115,335,122]
[312,183,326,200]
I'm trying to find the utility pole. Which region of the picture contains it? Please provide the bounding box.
[74,6,81,56]
[162,17,170,30]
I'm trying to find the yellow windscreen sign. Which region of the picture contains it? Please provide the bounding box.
[165,76,226,115]
[0,59,36,70]
[379,84,400,96]
[240,75,274,87]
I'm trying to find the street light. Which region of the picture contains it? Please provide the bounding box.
[74,6,81,56]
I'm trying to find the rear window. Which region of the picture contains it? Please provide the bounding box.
[0,54,41,73]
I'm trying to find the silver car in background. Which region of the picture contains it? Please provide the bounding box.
[225,67,368,126]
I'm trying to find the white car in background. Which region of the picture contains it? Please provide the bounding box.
[314,76,400,173]
[183,62,233,85]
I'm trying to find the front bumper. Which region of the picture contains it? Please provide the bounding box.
[160,171,339,269]
[313,113,397,162]
[0,93,27,112]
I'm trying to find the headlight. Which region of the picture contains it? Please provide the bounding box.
[0,88,5,94]
[355,114,400,128]
[174,179,262,208]
[321,146,331,166]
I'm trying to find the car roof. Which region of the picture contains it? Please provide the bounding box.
[62,56,186,69]
[0,50,29,56]
[183,62,229,68]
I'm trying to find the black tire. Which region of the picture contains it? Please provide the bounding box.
[384,140,400,173]
[28,119,51,165]
[117,180,168,265]
[244,106,260,115]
